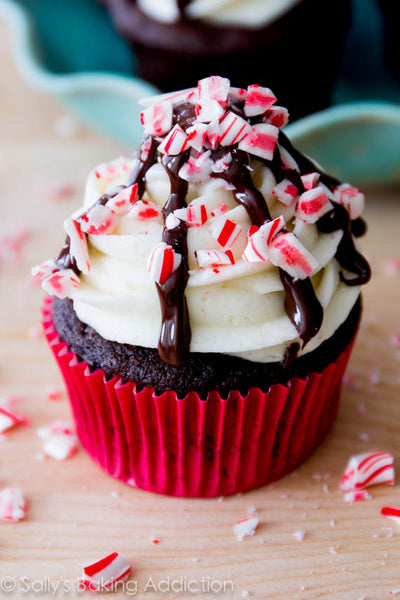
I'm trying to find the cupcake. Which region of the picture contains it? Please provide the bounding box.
[34,76,370,497]
[99,0,351,120]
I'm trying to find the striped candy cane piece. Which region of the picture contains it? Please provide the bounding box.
[211,218,242,249]
[301,172,320,191]
[229,87,247,102]
[296,186,333,223]
[272,179,298,206]
[234,515,259,541]
[333,183,365,220]
[106,183,138,215]
[178,151,213,183]
[158,125,189,155]
[381,506,400,527]
[0,406,25,433]
[269,232,318,279]
[80,205,118,235]
[186,123,208,152]
[64,219,90,273]
[173,204,208,227]
[0,487,25,522]
[195,249,235,268]
[31,259,57,282]
[242,217,286,263]
[147,243,182,285]
[211,204,228,217]
[238,124,279,161]
[212,153,232,174]
[218,111,251,147]
[263,106,289,129]
[81,553,131,592]
[37,421,78,461]
[207,120,221,150]
[140,100,173,136]
[197,76,230,115]
[128,200,161,221]
[42,269,81,299]
[344,490,372,504]
[244,84,277,117]
[340,451,395,491]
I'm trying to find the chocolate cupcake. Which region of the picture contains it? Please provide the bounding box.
[35,76,370,496]
[99,0,351,120]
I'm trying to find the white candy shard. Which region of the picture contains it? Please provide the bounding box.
[293,530,306,542]
[264,106,289,128]
[268,232,318,279]
[31,259,57,282]
[272,179,298,206]
[198,76,230,109]
[219,111,251,146]
[381,506,400,528]
[64,218,90,273]
[301,172,320,191]
[178,151,213,183]
[211,218,242,249]
[147,242,182,284]
[207,120,221,150]
[173,204,208,227]
[334,183,365,220]
[80,205,118,235]
[186,123,208,152]
[128,200,161,221]
[0,404,24,433]
[238,124,279,161]
[244,84,277,117]
[340,451,395,491]
[242,217,286,263]
[42,269,80,299]
[196,249,235,268]
[140,101,173,136]
[81,552,131,592]
[158,124,189,155]
[212,153,232,174]
[165,213,181,230]
[234,515,259,541]
[0,487,25,522]
[106,183,138,215]
[344,490,372,504]
[37,421,78,461]
[296,186,333,223]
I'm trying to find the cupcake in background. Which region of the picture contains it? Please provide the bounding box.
[34,76,370,497]
[99,0,351,120]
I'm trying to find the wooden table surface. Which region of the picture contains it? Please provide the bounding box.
[1,23,400,600]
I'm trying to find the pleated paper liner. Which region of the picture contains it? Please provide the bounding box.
[42,297,355,497]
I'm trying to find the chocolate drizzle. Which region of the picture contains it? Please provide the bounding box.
[56,237,79,275]
[280,270,323,346]
[177,0,193,20]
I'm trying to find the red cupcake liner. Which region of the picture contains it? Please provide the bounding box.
[42,297,355,497]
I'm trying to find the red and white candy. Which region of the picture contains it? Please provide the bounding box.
[242,217,285,263]
[272,179,298,206]
[105,183,138,215]
[234,515,260,541]
[80,205,118,236]
[238,124,279,161]
[196,248,235,268]
[219,111,251,147]
[344,490,372,504]
[296,186,332,223]
[333,183,365,220]
[264,106,289,129]
[211,218,242,249]
[147,243,182,285]
[42,269,80,299]
[207,120,221,150]
[0,404,25,434]
[158,124,189,155]
[128,200,161,221]
[381,506,400,528]
[0,487,26,522]
[340,451,395,491]
[31,259,57,282]
[37,421,78,461]
[178,151,213,183]
[196,76,230,122]
[301,172,320,191]
[64,218,90,273]
[212,153,232,174]
[268,232,318,279]
[140,100,173,136]
[81,552,131,592]
[186,123,208,152]
[173,204,208,227]
[244,84,277,117]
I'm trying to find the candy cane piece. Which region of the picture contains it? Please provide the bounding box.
[31,259,58,282]
[268,232,318,279]
[140,101,173,136]
[186,123,208,152]
[64,218,90,273]
[207,120,221,150]
[344,490,372,503]
[219,111,251,146]
[238,124,279,161]
[173,204,208,227]
[147,243,182,284]
[272,179,298,206]
[301,172,320,191]
[0,488,25,522]
[80,205,118,235]
[195,249,235,268]
[128,200,161,221]
[165,213,181,230]
[264,106,289,128]
[158,124,189,155]
[242,217,286,263]
[381,506,400,527]
[234,515,259,541]
[212,153,232,174]
[0,406,25,433]
[37,421,78,460]
[296,186,333,223]
[178,151,213,183]
[340,451,395,491]
[244,84,277,117]
[81,553,131,592]
[198,76,230,109]
[106,183,138,214]
[42,269,81,299]
[333,183,365,220]
[229,87,247,102]
[211,204,228,217]
[211,218,242,249]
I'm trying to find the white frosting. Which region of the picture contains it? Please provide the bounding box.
[67,156,361,363]
[137,0,302,28]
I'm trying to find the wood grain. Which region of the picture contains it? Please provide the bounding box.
[1,23,400,600]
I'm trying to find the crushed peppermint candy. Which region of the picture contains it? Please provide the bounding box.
[106,184,138,215]
[211,218,242,249]
[381,506,400,528]
[296,186,333,223]
[147,243,182,284]
[344,490,372,504]
[268,232,318,279]
[173,204,208,227]
[238,123,279,161]
[140,101,173,136]
[80,552,131,592]
[244,85,277,117]
[128,200,161,221]
[0,487,26,522]
[234,515,260,541]
[196,249,235,269]
[37,421,78,460]
[80,205,118,236]
[293,530,306,542]
[64,218,90,273]
[272,179,298,206]
[333,183,365,220]
[340,451,395,491]
[0,400,26,433]
[158,124,189,155]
